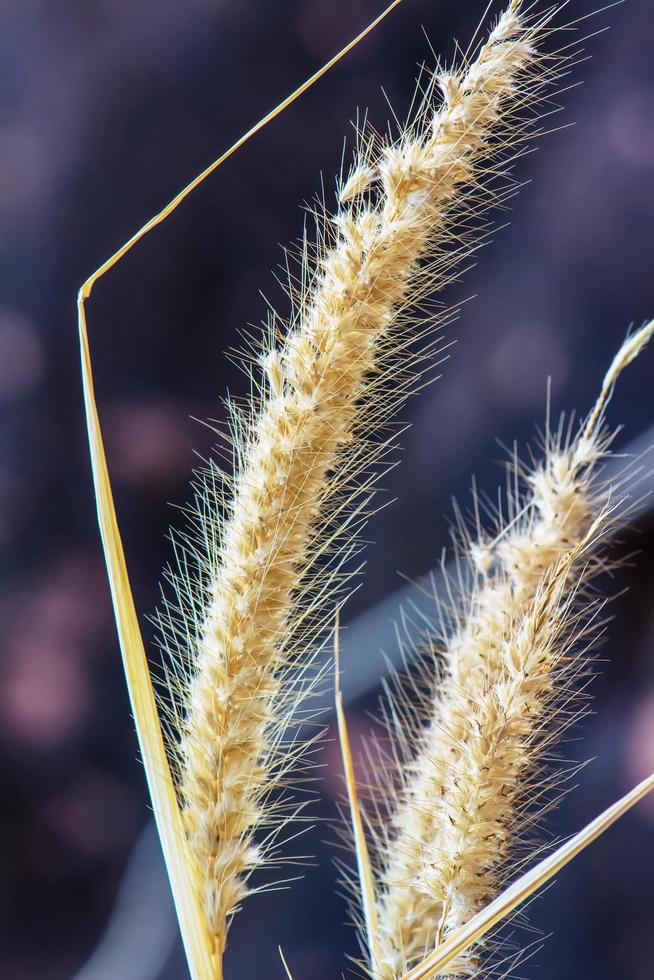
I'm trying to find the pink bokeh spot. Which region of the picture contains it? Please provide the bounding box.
[106,400,194,489]
[0,310,44,401]
[489,319,570,410]
[607,88,654,167]
[0,552,111,750]
[2,638,90,749]
[44,772,140,858]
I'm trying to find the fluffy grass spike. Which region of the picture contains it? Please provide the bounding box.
[402,772,654,979]
[156,1,572,964]
[371,322,653,978]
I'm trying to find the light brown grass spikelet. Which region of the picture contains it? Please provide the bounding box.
[154,0,570,962]
[371,324,653,978]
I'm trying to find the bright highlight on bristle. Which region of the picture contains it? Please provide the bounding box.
[367,323,653,978]
[154,0,568,965]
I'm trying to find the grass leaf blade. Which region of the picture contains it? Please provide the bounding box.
[335,620,380,972]
[76,297,216,979]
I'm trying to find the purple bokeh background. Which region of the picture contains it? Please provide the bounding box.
[1,1,654,977]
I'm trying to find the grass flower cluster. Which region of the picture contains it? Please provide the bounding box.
[370,342,648,977]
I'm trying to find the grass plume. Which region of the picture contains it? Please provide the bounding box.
[153,0,578,965]
[367,322,653,978]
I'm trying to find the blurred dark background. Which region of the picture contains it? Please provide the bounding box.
[1,0,653,977]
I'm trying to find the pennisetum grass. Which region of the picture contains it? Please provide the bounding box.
[362,321,654,978]
[153,0,573,966]
[74,1,654,977]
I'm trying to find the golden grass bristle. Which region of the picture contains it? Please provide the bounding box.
[279,946,295,980]
[154,0,574,963]
[370,322,653,978]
